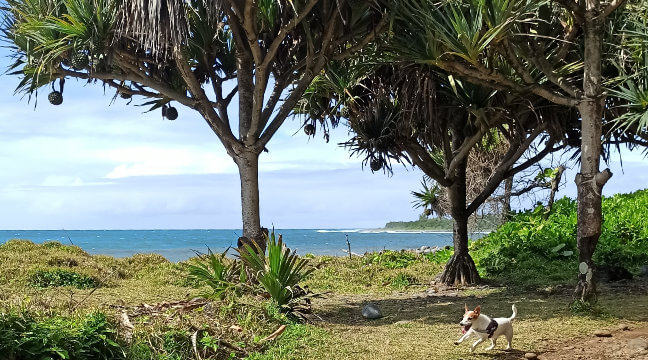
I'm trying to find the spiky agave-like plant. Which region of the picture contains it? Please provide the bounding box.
[236,231,314,310]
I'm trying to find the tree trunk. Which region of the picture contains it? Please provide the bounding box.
[502,175,513,222]
[574,2,612,302]
[440,159,480,285]
[544,165,565,217]
[235,148,266,253]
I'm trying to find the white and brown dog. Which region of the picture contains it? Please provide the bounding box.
[454,304,517,352]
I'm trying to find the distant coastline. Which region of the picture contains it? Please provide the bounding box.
[382,216,499,232]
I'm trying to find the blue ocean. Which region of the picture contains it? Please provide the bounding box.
[0,229,475,262]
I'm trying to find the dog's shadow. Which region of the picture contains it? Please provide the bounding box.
[472,349,529,359]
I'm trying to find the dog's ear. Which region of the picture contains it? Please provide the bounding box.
[474,305,481,315]
[464,303,469,312]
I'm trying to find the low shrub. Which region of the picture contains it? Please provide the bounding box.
[389,273,417,288]
[471,190,648,286]
[29,268,98,289]
[0,311,123,360]
[365,250,418,269]
[424,248,453,264]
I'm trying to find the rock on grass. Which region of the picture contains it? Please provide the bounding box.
[362,303,383,319]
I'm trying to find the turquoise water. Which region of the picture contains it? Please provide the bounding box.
[0,229,468,262]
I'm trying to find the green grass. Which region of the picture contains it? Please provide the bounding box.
[305,255,445,295]
[247,324,330,360]
[0,240,290,359]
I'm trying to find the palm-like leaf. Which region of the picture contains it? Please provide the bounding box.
[187,249,244,300]
[609,75,648,134]
[236,231,313,307]
[393,0,539,65]
[411,177,442,215]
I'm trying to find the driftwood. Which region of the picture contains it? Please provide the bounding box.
[191,331,202,360]
[260,325,287,342]
[118,311,134,344]
[110,298,209,318]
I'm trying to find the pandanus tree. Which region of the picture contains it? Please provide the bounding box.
[1,0,388,250]
[301,58,574,284]
[383,0,648,299]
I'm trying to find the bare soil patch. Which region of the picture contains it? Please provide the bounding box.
[540,326,648,360]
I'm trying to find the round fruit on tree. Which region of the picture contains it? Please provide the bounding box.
[71,53,89,70]
[48,91,63,105]
[165,106,178,120]
[304,124,315,136]
[370,158,382,171]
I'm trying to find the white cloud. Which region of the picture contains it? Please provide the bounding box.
[40,176,85,187]
[103,147,236,178]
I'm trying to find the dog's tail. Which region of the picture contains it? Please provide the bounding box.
[510,304,517,321]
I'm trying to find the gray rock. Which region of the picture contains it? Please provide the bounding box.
[628,338,648,352]
[618,323,630,331]
[362,303,383,319]
[640,265,648,278]
[524,353,538,360]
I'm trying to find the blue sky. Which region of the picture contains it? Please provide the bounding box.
[0,53,646,230]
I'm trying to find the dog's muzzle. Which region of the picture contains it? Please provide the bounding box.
[461,323,472,334]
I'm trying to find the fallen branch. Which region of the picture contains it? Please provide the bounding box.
[261,325,287,342]
[119,311,134,344]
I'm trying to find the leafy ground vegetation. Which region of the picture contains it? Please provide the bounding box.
[1,191,648,359]
[471,189,648,288]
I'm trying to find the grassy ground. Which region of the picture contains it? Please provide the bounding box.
[1,240,647,359]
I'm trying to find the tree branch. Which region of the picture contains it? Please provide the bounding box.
[105,80,159,98]
[436,60,579,107]
[446,113,506,176]
[499,41,536,85]
[241,0,263,64]
[260,78,286,124]
[173,47,237,146]
[602,0,626,18]
[331,13,390,61]
[57,67,198,109]
[257,7,341,148]
[403,142,452,186]
[552,0,585,23]
[466,124,549,215]
[528,38,582,98]
[261,0,320,70]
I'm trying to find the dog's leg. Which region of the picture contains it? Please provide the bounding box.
[454,332,470,345]
[469,338,484,353]
[485,337,496,351]
[505,328,513,350]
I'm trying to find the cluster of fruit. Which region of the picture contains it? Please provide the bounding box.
[46,52,90,106]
